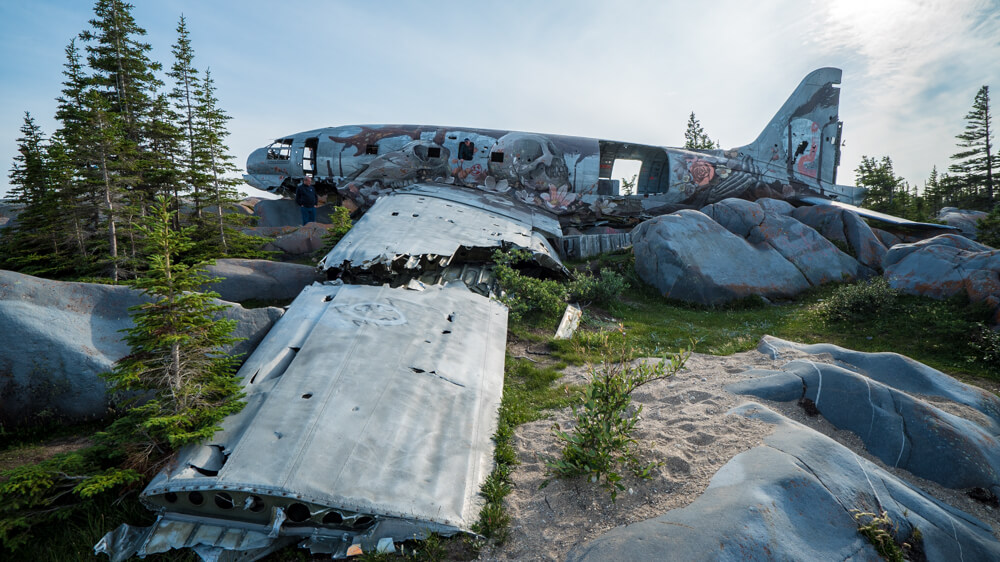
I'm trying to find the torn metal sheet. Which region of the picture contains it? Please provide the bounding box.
[98,282,507,559]
[318,183,566,284]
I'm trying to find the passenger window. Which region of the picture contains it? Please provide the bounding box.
[366,144,379,155]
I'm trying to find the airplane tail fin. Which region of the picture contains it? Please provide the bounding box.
[739,68,853,201]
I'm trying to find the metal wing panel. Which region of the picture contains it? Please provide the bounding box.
[318,183,564,275]
[150,282,506,531]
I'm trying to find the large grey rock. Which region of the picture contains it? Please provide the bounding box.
[703,198,866,285]
[871,227,903,249]
[632,209,810,305]
[792,204,888,271]
[938,207,989,240]
[729,360,1000,490]
[568,403,1000,562]
[203,259,322,302]
[757,335,1000,425]
[884,234,1000,323]
[0,270,283,428]
[754,197,795,216]
[253,198,341,228]
[263,222,333,256]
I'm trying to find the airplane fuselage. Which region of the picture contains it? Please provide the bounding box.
[244,69,863,225]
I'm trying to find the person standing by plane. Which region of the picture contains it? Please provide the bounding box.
[296,176,318,225]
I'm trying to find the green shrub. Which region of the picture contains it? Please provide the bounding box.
[819,277,900,323]
[968,323,1000,377]
[492,249,567,323]
[545,328,690,500]
[567,269,629,305]
[314,206,354,258]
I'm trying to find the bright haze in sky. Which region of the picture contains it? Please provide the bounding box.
[1,0,998,200]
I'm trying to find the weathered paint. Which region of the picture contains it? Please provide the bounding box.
[245,69,865,223]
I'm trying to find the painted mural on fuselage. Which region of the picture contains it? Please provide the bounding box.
[243,124,806,220]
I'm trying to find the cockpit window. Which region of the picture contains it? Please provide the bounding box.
[267,139,293,160]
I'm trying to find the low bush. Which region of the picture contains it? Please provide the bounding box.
[968,322,1000,377]
[492,249,568,323]
[567,269,629,305]
[545,327,690,500]
[819,277,900,324]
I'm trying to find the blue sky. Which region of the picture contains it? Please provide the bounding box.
[2,0,998,199]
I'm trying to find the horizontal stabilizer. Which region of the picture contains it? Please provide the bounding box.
[797,196,959,232]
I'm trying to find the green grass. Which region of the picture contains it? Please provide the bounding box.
[561,276,998,381]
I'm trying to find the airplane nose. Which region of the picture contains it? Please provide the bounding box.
[246,146,270,174]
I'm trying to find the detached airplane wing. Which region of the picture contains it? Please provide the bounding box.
[797,195,959,233]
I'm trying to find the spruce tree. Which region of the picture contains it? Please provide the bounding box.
[167,14,205,219]
[101,195,244,469]
[54,39,103,265]
[684,111,719,150]
[1,114,60,274]
[857,155,907,216]
[80,0,166,264]
[191,69,266,258]
[950,85,995,209]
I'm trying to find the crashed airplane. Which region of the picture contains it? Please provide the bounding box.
[97,68,950,560]
[243,67,948,234]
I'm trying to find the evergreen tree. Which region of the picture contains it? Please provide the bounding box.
[54,38,103,266]
[80,0,166,258]
[0,114,61,274]
[191,69,266,258]
[856,155,908,216]
[949,85,995,209]
[78,89,131,280]
[684,112,719,150]
[167,14,205,219]
[101,195,244,470]
[977,205,1000,248]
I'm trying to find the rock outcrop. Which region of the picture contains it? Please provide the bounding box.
[262,222,334,256]
[0,270,283,427]
[203,258,323,302]
[253,198,341,228]
[704,198,867,285]
[633,199,875,305]
[568,403,1000,561]
[791,204,888,271]
[938,207,989,240]
[632,209,811,305]
[884,234,1000,323]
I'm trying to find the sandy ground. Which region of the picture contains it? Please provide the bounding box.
[476,347,1000,561]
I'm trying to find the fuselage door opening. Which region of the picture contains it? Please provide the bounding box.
[303,137,318,176]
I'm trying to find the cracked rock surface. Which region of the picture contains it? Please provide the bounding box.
[632,198,875,306]
[568,402,1000,562]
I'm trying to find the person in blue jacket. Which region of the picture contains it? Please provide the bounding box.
[295,176,318,225]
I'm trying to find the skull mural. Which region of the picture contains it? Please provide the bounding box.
[352,140,451,187]
[486,133,570,192]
